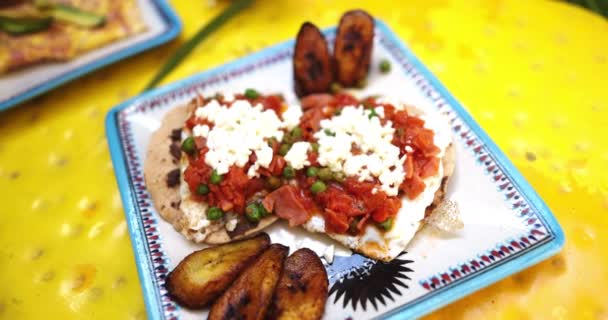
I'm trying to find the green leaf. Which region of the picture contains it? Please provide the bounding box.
[143,0,254,91]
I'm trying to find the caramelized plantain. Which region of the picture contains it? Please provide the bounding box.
[269,248,329,320]
[333,9,375,87]
[208,244,289,320]
[165,233,270,309]
[293,22,334,97]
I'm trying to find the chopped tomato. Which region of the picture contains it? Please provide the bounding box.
[259,95,283,114]
[268,155,286,176]
[316,185,365,217]
[324,208,349,233]
[405,154,414,179]
[301,93,334,110]
[401,175,426,200]
[300,108,325,140]
[181,92,442,235]
[416,156,440,179]
[331,93,359,107]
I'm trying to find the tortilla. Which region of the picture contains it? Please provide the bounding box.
[0,0,146,74]
[302,105,455,261]
[144,105,277,244]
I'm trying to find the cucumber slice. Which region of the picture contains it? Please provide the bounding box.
[0,16,53,35]
[50,4,105,28]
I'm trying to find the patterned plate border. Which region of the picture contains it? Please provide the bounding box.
[105,20,564,320]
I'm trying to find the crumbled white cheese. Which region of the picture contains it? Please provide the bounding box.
[282,104,303,129]
[223,93,235,102]
[192,124,210,138]
[194,99,299,177]
[225,216,238,231]
[284,142,311,169]
[313,106,407,196]
[405,145,414,153]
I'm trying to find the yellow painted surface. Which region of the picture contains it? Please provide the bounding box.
[0,0,607,319]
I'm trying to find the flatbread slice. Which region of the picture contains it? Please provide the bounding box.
[302,105,455,261]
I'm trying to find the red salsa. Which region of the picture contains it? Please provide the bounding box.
[181,91,441,235]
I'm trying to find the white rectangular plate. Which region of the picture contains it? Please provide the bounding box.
[0,0,181,111]
[105,20,564,320]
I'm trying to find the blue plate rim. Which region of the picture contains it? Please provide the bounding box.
[0,0,182,113]
[105,19,564,320]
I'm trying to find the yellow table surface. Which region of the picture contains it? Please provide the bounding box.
[1,0,607,319]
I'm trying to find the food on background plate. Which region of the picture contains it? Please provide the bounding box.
[165,233,270,309]
[264,93,454,261]
[208,244,289,320]
[269,248,329,320]
[333,10,375,87]
[293,22,333,97]
[0,0,145,74]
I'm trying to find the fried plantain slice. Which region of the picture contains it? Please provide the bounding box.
[333,9,375,87]
[293,22,334,97]
[165,233,270,309]
[208,244,289,320]
[268,248,329,320]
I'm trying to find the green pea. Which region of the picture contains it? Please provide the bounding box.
[181,136,196,155]
[206,207,223,220]
[333,171,346,182]
[334,108,342,116]
[279,143,291,156]
[311,142,319,153]
[330,82,342,93]
[324,129,335,137]
[379,217,393,230]
[282,166,296,179]
[245,203,262,222]
[197,184,210,195]
[258,203,270,217]
[244,88,259,99]
[317,168,333,181]
[266,176,281,190]
[210,169,223,184]
[310,180,327,193]
[306,166,319,177]
[267,137,278,147]
[368,108,379,119]
[290,127,303,139]
[379,59,391,73]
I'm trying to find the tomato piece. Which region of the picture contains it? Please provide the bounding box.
[300,108,325,140]
[260,95,283,114]
[301,93,334,110]
[392,110,409,127]
[324,208,349,233]
[401,175,426,200]
[331,93,359,107]
[268,155,286,176]
[405,154,414,179]
[418,156,440,178]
